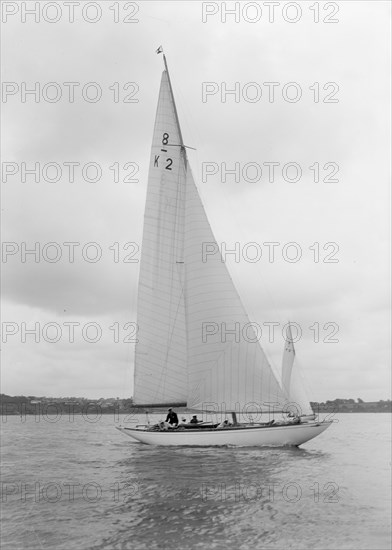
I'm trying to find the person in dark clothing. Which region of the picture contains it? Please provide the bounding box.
[166,408,178,426]
[190,415,199,424]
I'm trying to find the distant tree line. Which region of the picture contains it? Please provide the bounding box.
[310,398,391,413]
[0,394,135,415]
[1,394,390,415]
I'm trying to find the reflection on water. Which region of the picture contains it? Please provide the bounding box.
[1,414,391,550]
[104,445,333,548]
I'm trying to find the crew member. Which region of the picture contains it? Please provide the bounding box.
[166,408,178,426]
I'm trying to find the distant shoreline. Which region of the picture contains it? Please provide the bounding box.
[1,410,391,416]
[1,394,391,415]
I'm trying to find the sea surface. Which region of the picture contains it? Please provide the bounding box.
[1,412,391,550]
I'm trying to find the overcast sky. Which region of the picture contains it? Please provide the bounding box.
[1,1,390,401]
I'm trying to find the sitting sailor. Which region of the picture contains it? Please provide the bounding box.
[190,415,199,424]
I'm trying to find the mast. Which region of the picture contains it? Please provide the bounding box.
[162,54,185,148]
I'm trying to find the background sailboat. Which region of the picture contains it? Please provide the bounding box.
[281,324,316,422]
[117,52,332,446]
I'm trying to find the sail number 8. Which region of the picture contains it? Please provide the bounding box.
[153,133,173,170]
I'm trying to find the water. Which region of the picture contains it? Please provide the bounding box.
[1,413,390,549]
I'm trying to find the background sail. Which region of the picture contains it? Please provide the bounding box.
[184,167,287,411]
[133,70,188,406]
[281,325,313,415]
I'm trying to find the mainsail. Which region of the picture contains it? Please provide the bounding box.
[133,57,287,411]
[281,324,313,416]
[133,67,187,406]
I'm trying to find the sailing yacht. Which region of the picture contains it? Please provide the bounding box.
[116,52,332,446]
[281,324,317,423]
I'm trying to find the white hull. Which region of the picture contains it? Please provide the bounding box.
[116,421,332,447]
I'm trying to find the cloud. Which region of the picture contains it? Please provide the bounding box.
[1,1,390,400]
